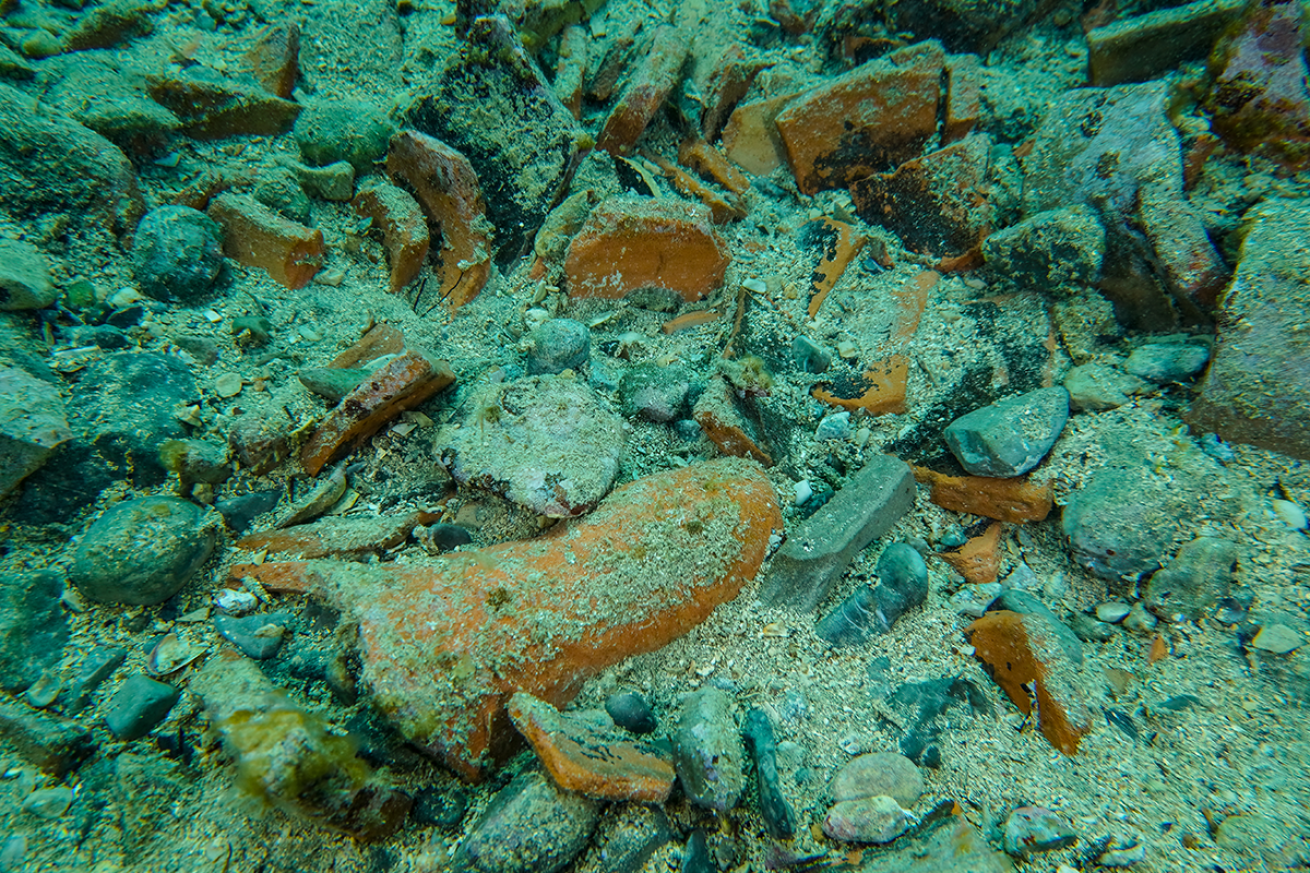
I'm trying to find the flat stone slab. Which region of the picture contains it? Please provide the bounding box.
[757,454,915,611]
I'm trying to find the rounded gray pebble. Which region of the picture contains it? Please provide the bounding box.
[605,691,657,734]
[294,99,396,172]
[131,206,225,303]
[526,318,591,376]
[69,497,216,606]
[104,674,180,740]
[1124,343,1210,384]
[831,752,923,807]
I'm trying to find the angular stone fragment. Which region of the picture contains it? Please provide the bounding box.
[439,374,622,518]
[508,692,675,803]
[236,510,441,559]
[0,570,68,694]
[943,387,1069,478]
[743,707,795,838]
[302,351,455,476]
[981,206,1105,294]
[0,367,71,496]
[564,197,728,302]
[823,795,914,844]
[0,239,55,311]
[912,466,1052,523]
[245,23,300,98]
[352,180,431,295]
[1142,536,1237,623]
[146,70,301,139]
[0,698,93,776]
[1187,198,1310,459]
[402,15,583,265]
[673,687,746,812]
[1087,0,1247,87]
[454,769,599,873]
[758,455,915,611]
[968,610,1093,754]
[852,133,994,258]
[231,459,781,780]
[572,804,672,873]
[776,42,944,194]
[597,25,688,155]
[207,192,325,289]
[693,375,773,467]
[386,131,490,310]
[1063,363,1145,411]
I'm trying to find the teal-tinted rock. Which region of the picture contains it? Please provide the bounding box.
[672,688,745,813]
[69,496,216,605]
[943,387,1069,477]
[104,674,179,740]
[293,99,395,172]
[0,239,56,310]
[454,769,599,873]
[526,318,590,376]
[1003,806,1078,856]
[618,363,691,422]
[132,205,224,303]
[1142,536,1236,622]
[1124,342,1210,384]
[0,571,68,694]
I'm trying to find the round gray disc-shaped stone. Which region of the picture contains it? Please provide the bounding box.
[69,497,216,606]
[943,387,1070,477]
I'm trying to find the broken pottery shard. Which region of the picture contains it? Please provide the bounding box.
[0,367,72,497]
[508,692,675,803]
[230,458,781,780]
[146,70,302,139]
[1086,0,1247,87]
[944,53,981,143]
[351,179,431,295]
[939,521,1003,584]
[564,197,729,302]
[236,510,441,559]
[401,14,583,266]
[439,374,624,518]
[775,42,944,194]
[206,192,325,290]
[596,25,689,155]
[721,91,799,176]
[699,45,772,142]
[912,466,1053,523]
[758,455,915,611]
[968,610,1093,755]
[301,351,455,476]
[386,130,490,310]
[693,375,773,467]
[1187,198,1310,460]
[245,23,301,98]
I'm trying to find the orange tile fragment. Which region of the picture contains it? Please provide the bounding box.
[553,24,588,119]
[939,521,1003,584]
[721,92,799,176]
[699,45,773,142]
[206,192,325,290]
[564,197,729,302]
[301,352,455,476]
[649,153,745,224]
[693,376,773,467]
[679,140,752,196]
[352,181,430,295]
[662,309,722,334]
[328,322,406,369]
[508,692,675,803]
[892,270,936,339]
[912,466,1053,522]
[1148,634,1170,665]
[597,25,689,156]
[236,510,441,559]
[775,42,945,194]
[968,610,1092,754]
[944,53,981,144]
[806,218,866,319]
[227,458,781,781]
[245,23,299,98]
[386,130,491,311]
[812,356,908,416]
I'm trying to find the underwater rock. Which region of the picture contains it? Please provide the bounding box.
[293,98,394,173]
[673,687,747,813]
[743,707,796,838]
[943,387,1069,478]
[981,206,1105,293]
[823,795,914,844]
[0,239,56,310]
[131,205,225,303]
[103,674,179,741]
[439,373,622,518]
[1063,363,1146,411]
[572,803,673,873]
[525,318,591,375]
[832,752,923,808]
[453,768,599,873]
[1124,342,1210,384]
[618,363,692,422]
[0,697,94,776]
[0,570,68,694]
[605,691,657,734]
[68,496,217,606]
[1142,536,1237,623]
[0,367,71,497]
[1002,806,1078,856]
[231,459,781,781]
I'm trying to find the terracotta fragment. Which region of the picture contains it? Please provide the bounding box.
[206,192,325,290]
[939,521,1003,584]
[228,459,781,780]
[564,198,729,302]
[1137,185,1229,314]
[850,133,994,258]
[352,181,431,295]
[554,24,589,118]
[805,218,866,319]
[775,42,945,194]
[692,376,773,467]
[699,45,772,142]
[912,466,1053,523]
[649,153,745,223]
[236,510,441,559]
[328,323,406,369]
[944,53,981,143]
[146,73,301,139]
[385,130,492,311]
[662,309,723,334]
[508,692,675,803]
[721,92,801,176]
[678,140,752,196]
[245,23,300,98]
[597,25,689,155]
[812,357,909,416]
[301,352,455,476]
[968,610,1093,754]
